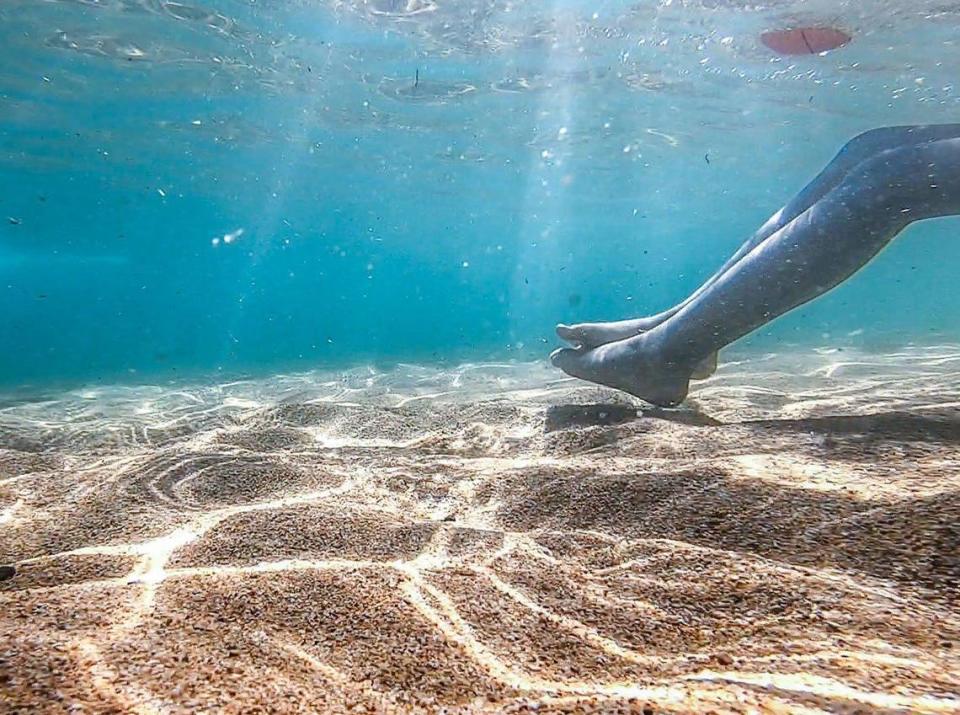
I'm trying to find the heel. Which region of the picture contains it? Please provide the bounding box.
[691,352,718,380]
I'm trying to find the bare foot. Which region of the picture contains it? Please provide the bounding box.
[550,336,691,407]
[557,320,718,380]
[556,317,660,350]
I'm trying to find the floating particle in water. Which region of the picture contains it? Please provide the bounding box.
[223,228,244,244]
[157,188,166,197]
[7,217,21,225]
[646,128,678,147]
[212,228,244,247]
[760,27,851,55]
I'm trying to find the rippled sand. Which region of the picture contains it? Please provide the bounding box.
[1,346,958,713]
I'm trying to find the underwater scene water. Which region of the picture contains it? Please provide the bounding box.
[2,0,960,387]
[1,1,959,713]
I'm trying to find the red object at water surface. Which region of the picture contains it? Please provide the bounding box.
[761,27,851,55]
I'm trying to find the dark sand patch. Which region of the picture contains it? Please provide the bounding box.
[0,554,136,592]
[170,506,439,568]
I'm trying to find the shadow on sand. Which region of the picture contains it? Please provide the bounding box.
[536,404,960,597]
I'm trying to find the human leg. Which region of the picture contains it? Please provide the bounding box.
[557,125,960,354]
[552,137,960,405]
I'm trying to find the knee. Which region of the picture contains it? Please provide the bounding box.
[865,141,957,181]
[850,140,960,212]
[847,145,920,196]
[840,127,903,157]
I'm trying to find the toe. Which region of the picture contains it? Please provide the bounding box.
[550,347,590,380]
[555,324,584,347]
[550,346,575,369]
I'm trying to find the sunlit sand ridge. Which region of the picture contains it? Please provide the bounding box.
[1,346,958,713]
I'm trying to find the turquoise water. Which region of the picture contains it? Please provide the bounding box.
[2,0,959,389]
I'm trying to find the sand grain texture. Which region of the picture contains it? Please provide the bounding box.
[1,347,959,713]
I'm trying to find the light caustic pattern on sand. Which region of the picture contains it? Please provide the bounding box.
[1,347,959,713]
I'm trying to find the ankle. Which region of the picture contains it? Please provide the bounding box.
[639,330,698,375]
